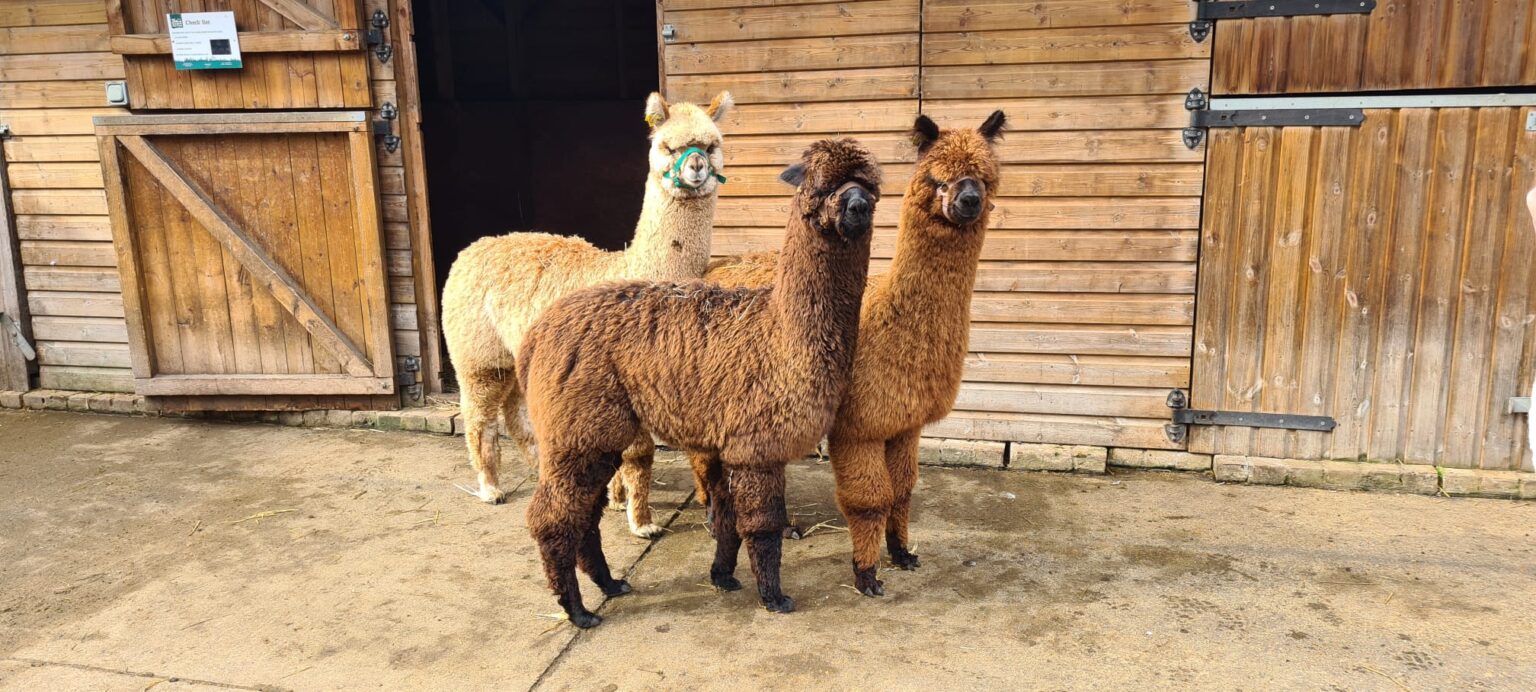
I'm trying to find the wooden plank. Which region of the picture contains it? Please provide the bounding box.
[924,23,1206,66]
[390,0,442,392]
[1250,127,1313,456]
[969,292,1192,325]
[28,290,123,317]
[666,0,919,43]
[970,261,1195,294]
[39,365,132,392]
[924,0,1191,32]
[967,323,1191,356]
[725,132,913,167]
[4,136,102,163]
[5,162,104,188]
[22,266,120,292]
[120,135,186,375]
[1403,108,1474,462]
[0,1,107,28]
[202,133,260,374]
[668,66,918,104]
[1442,108,1518,465]
[1214,127,1277,454]
[666,34,917,75]
[344,129,394,379]
[0,81,114,109]
[0,52,124,81]
[1290,126,1353,460]
[10,189,108,215]
[717,100,919,136]
[0,126,30,391]
[255,0,340,30]
[290,134,340,373]
[954,382,1170,418]
[923,60,1207,99]
[1368,109,1435,462]
[992,130,1201,164]
[109,30,362,54]
[5,108,127,136]
[920,95,1190,131]
[925,410,1178,449]
[0,23,111,54]
[15,215,112,241]
[720,163,1203,198]
[31,315,127,342]
[963,353,1189,388]
[137,374,395,396]
[36,340,130,368]
[710,228,1200,263]
[1478,107,1536,469]
[18,239,115,266]
[989,197,1200,230]
[116,135,376,377]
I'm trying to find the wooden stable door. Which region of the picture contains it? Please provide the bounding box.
[96,113,394,398]
[107,0,372,109]
[1191,107,1536,471]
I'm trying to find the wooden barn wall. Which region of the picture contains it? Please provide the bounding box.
[662,0,1208,450]
[1214,0,1536,95]
[0,0,430,399]
[1192,108,1536,472]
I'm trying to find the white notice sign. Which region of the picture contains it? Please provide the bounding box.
[168,12,242,70]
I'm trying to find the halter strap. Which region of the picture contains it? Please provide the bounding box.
[662,146,728,189]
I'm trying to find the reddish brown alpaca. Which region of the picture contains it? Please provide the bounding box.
[517,139,882,627]
[694,112,1005,595]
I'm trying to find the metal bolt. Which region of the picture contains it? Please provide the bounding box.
[343,32,354,41]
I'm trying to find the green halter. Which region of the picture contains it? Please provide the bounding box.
[662,146,727,189]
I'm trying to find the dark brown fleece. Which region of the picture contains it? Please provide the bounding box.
[517,138,882,626]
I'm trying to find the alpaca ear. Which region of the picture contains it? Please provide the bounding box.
[911,115,941,154]
[779,163,808,187]
[706,91,734,123]
[644,92,670,130]
[978,110,1007,143]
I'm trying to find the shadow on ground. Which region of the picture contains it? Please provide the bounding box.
[1,410,1532,691]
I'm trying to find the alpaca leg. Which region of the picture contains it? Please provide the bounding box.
[704,459,741,590]
[884,429,921,570]
[461,368,515,504]
[728,464,794,613]
[577,452,633,597]
[617,434,664,538]
[527,455,602,628]
[830,436,893,597]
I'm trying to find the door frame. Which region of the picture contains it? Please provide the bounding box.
[0,126,34,392]
[95,111,395,397]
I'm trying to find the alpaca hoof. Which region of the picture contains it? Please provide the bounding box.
[711,574,742,591]
[854,567,884,597]
[890,549,921,570]
[478,486,507,505]
[631,523,666,539]
[600,579,633,598]
[782,524,804,540]
[761,594,796,613]
[569,610,603,629]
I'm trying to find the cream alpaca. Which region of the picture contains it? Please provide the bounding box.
[439,91,732,537]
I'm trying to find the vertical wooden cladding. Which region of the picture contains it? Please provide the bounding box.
[96,114,395,397]
[916,0,1206,449]
[1213,0,1536,94]
[108,0,372,109]
[2,2,131,392]
[1192,108,1536,472]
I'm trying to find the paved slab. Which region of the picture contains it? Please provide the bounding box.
[1,409,1534,691]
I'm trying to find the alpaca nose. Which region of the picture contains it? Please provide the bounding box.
[847,196,870,216]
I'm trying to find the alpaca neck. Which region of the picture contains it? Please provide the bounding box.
[878,197,987,338]
[621,175,716,280]
[773,214,870,382]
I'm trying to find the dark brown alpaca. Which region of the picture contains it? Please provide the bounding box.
[692,112,1005,596]
[517,139,882,627]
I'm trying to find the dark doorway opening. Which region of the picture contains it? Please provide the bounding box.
[412,0,661,385]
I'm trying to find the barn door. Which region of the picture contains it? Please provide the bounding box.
[106,0,373,109]
[95,113,394,398]
[1188,105,1536,471]
[1210,0,1536,94]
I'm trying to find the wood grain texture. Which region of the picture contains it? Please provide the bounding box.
[1214,0,1536,94]
[1192,108,1536,470]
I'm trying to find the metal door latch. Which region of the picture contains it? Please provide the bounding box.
[661,24,677,43]
[373,101,400,153]
[1164,389,1337,443]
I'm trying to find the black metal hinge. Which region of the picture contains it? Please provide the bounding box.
[1196,0,1376,20]
[366,9,393,63]
[1181,94,1365,149]
[1164,390,1337,443]
[372,101,400,153]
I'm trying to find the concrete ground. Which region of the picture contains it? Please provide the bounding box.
[0,409,1533,691]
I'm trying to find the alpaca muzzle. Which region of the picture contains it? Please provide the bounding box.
[663,146,727,190]
[837,183,875,239]
[944,177,987,225]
